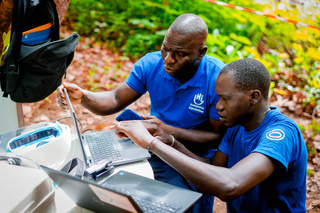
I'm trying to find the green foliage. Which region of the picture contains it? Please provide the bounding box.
[307,169,314,177]
[65,0,320,111]
[303,119,320,158]
[65,0,179,57]
[65,0,265,58]
[307,119,320,135]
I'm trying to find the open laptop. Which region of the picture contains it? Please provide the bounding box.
[41,165,202,213]
[63,88,150,167]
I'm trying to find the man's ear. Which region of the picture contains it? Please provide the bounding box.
[250,90,261,106]
[198,46,208,59]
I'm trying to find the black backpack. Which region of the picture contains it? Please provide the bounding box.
[0,0,79,103]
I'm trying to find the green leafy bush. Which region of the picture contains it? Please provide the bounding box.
[64,0,320,112]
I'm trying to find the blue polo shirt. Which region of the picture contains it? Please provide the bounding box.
[126,51,225,129]
[219,107,307,212]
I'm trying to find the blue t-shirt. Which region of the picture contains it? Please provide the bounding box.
[126,51,225,129]
[219,107,307,212]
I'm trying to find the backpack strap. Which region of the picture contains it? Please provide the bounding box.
[60,158,85,179]
[0,0,26,97]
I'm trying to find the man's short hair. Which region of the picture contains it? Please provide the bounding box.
[220,58,271,99]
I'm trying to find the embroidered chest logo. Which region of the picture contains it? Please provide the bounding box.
[266,129,285,140]
[189,93,205,113]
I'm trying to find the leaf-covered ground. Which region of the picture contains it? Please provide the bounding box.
[23,32,320,212]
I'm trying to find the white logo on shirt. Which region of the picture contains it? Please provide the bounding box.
[193,93,204,105]
[266,129,285,140]
[189,93,204,114]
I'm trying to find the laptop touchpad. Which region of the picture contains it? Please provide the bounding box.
[134,182,173,198]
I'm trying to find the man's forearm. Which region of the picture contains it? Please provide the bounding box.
[80,82,141,116]
[149,140,237,200]
[164,125,223,145]
[171,139,211,163]
[81,91,120,115]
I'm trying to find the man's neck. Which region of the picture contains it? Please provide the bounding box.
[244,104,270,132]
[177,60,201,84]
[177,71,196,84]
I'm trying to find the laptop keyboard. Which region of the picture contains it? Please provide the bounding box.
[132,195,182,213]
[103,183,182,213]
[84,131,124,163]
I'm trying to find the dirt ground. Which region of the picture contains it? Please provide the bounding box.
[22,38,320,212]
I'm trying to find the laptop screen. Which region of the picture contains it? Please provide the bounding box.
[63,88,82,140]
[63,88,92,163]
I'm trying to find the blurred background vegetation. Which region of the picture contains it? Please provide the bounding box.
[63,0,320,163]
[64,0,320,111]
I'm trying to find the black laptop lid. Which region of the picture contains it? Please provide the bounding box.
[41,165,202,213]
[41,165,142,213]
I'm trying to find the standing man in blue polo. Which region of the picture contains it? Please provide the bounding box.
[57,13,226,212]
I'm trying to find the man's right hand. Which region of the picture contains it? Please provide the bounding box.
[115,121,155,150]
[140,120,174,146]
[57,83,84,110]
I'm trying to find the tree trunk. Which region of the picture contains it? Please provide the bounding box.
[54,0,70,25]
[0,0,70,57]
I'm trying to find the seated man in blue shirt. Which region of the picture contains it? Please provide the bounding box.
[57,13,226,212]
[115,58,307,212]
